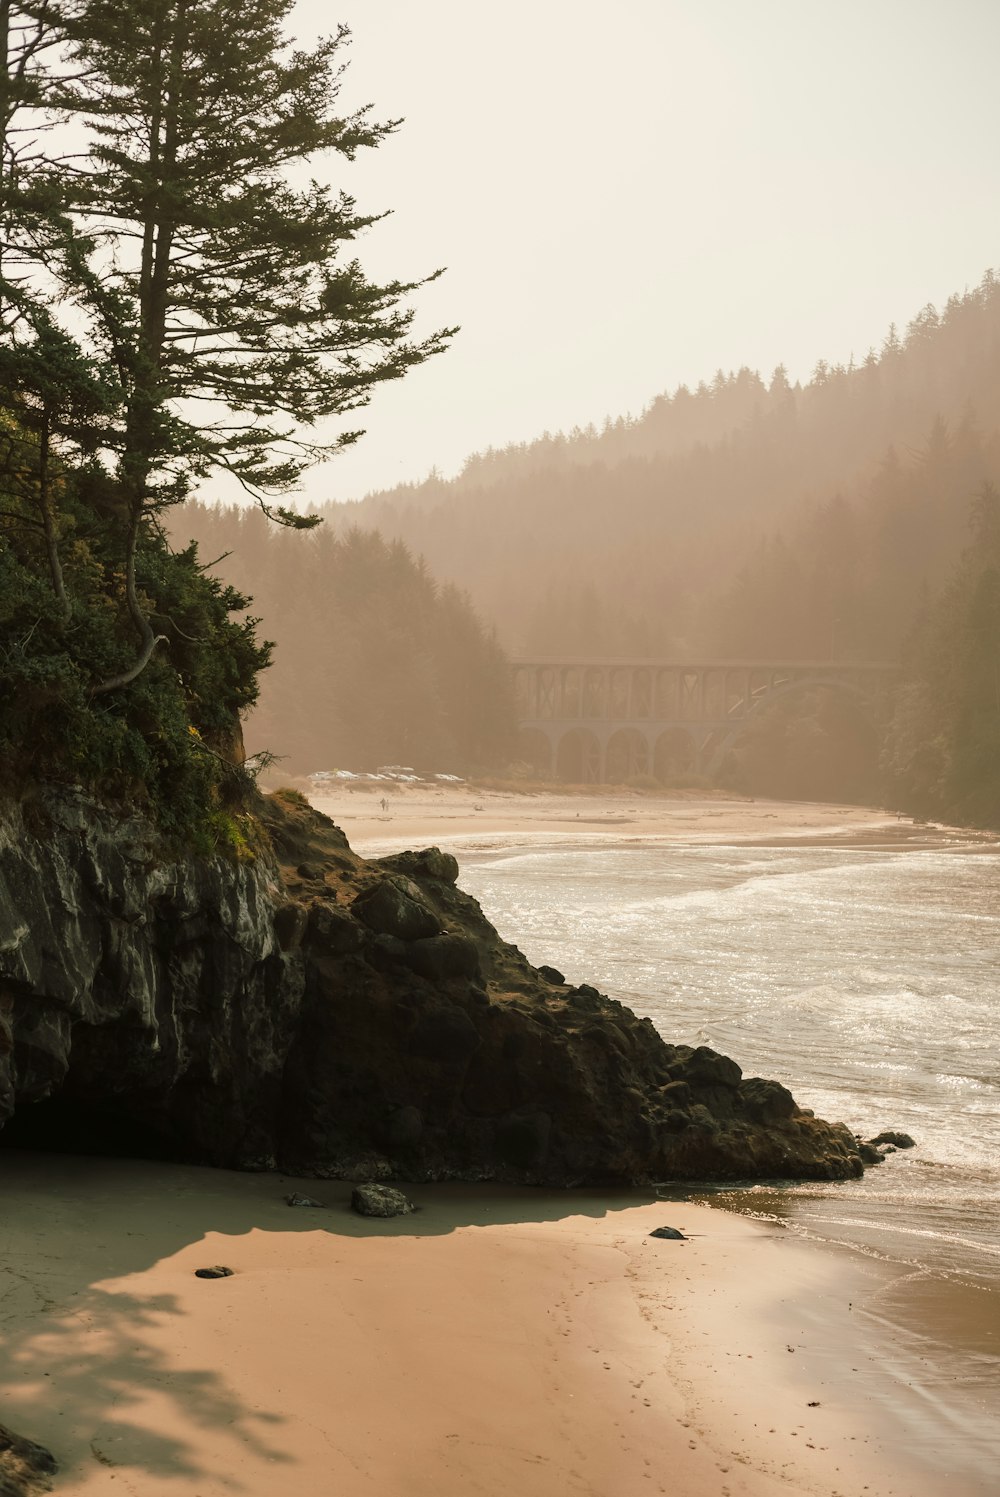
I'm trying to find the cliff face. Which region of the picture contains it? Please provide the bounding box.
[0,788,865,1184]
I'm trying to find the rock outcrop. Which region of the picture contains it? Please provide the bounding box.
[0,1421,57,1497]
[0,787,867,1184]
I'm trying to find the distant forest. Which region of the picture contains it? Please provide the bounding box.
[335,271,1000,664]
[172,512,515,776]
[179,272,1000,821]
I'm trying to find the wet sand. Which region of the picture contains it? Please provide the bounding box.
[0,1152,972,1497]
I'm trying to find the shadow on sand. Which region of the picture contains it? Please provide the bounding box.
[0,1148,655,1490]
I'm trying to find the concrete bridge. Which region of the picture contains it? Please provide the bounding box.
[513,658,900,783]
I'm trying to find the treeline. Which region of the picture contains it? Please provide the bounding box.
[172,505,516,776]
[335,272,1000,663]
[882,483,1000,826]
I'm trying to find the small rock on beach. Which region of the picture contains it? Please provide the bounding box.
[351,1184,415,1218]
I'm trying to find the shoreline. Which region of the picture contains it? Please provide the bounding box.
[0,1152,974,1497]
[2,797,992,1494]
[304,783,995,861]
[312,784,998,1494]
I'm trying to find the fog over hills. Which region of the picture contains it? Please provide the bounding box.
[176,270,1000,807]
[324,270,1000,661]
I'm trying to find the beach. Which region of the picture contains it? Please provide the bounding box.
[2,787,994,1496]
[0,1152,961,1497]
[301,782,922,858]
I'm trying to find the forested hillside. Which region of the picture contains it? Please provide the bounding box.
[334,272,1000,663]
[172,507,516,776]
[173,271,1000,819]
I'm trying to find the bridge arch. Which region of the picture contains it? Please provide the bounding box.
[654,727,696,781]
[704,675,879,777]
[606,728,651,783]
[515,727,554,779]
[556,727,603,784]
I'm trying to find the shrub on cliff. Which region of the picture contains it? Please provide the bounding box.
[0,456,271,840]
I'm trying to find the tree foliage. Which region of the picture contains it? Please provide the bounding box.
[0,1,451,835]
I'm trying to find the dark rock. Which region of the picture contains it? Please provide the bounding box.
[380,847,460,884]
[195,1265,234,1278]
[567,984,604,1012]
[738,1076,797,1123]
[0,1421,58,1496]
[870,1130,916,1149]
[363,932,409,971]
[381,1105,423,1150]
[649,1225,686,1240]
[351,1184,414,1217]
[405,933,482,982]
[658,1079,691,1105]
[856,1141,884,1165]
[307,902,363,953]
[496,1110,552,1168]
[352,878,441,942]
[670,1045,743,1090]
[409,1006,481,1063]
[285,1192,324,1207]
[0,787,874,1191]
[274,902,308,951]
[685,1103,721,1136]
[537,965,565,985]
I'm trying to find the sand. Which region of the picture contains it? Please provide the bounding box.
[300,783,959,860]
[3,793,991,1495]
[0,1152,970,1497]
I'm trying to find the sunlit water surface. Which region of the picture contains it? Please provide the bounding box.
[458,839,1000,1292]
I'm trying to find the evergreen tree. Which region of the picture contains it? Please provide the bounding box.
[0,3,453,836]
[20,0,453,687]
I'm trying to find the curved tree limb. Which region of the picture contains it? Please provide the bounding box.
[89,627,167,695]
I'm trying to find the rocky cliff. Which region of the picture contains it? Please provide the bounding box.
[0,787,867,1184]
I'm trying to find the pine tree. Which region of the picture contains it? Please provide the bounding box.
[24,0,453,687]
[1,5,122,615]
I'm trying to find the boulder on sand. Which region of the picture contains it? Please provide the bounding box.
[351,1184,415,1218]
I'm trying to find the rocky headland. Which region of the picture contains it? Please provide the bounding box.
[0,786,873,1186]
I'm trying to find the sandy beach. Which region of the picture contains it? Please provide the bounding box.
[299,783,959,860]
[0,1151,970,1497]
[2,791,993,1497]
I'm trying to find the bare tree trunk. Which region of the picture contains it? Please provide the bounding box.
[37,409,70,618]
[89,498,167,694]
[91,5,176,695]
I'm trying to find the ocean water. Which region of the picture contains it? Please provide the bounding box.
[456,837,1000,1289]
[456,831,1000,1481]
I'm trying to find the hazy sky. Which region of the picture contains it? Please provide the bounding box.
[283,0,1000,506]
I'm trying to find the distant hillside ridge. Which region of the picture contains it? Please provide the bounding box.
[324,269,1000,662]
